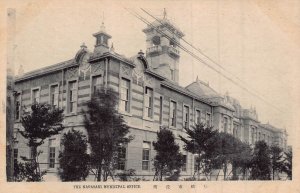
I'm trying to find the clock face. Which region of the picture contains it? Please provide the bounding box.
[79,54,90,71]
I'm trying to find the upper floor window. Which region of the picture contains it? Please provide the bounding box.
[233,124,238,138]
[92,75,103,94]
[206,113,211,127]
[68,81,77,113]
[195,109,201,125]
[120,78,130,112]
[223,117,228,133]
[15,93,21,120]
[144,87,153,118]
[159,96,163,124]
[50,84,59,108]
[170,101,177,127]
[32,88,40,104]
[183,105,189,129]
[170,69,175,81]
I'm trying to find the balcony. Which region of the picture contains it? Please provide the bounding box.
[146,45,162,55]
[168,46,180,57]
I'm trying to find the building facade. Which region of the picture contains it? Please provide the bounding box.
[13,15,287,181]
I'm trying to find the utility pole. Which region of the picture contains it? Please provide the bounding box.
[6,8,16,182]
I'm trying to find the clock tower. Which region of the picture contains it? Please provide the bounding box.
[143,9,184,83]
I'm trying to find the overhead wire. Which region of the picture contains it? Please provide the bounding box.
[140,8,288,109]
[123,7,284,113]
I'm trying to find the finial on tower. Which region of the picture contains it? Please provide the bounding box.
[80,42,87,49]
[196,75,199,82]
[163,8,167,19]
[110,43,115,52]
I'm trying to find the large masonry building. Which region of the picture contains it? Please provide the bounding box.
[13,15,287,180]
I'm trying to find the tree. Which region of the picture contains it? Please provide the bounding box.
[152,127,184,181]
[212,132,251,180]
[270,145,283,180]
[18,103,64,181]
[179,123,218,180]
[250,141,271,180]
[58,129,90,181]
[231,142,252,180]
[282,147,292,180]
[83,87,133,181]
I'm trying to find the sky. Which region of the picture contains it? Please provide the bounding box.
[5,0,300,144]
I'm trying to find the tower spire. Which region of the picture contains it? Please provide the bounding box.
[163,8,167,19]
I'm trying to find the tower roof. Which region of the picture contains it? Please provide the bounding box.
[142,9,184,38]
[93,22,112,38]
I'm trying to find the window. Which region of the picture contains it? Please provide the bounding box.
[183,105,189,129]
[50,85,59,108]
[120,78,130,112]
[30,147,36,160]
[92,75,103,94]
[223,117,228,133]
[15,93,21,120]
[32,88,40,104]
[233,124,238,138]
[159,96,163,124]
[49,139,56,168]
[251,128,255,144]
[68,81,77,113]
[206,113,211,127]
[181,155,187,172]
[117,146,126,170]
[144,87,153,118]
[170,69,174,81]
[170,101,177,127]
[194,155,199,172]
[13,149,18,163]
[142,142,151,170]
[195,110,201,125]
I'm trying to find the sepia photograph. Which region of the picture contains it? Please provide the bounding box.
[1,0,299,192]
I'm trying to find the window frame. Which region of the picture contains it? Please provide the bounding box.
[91,74,103,96]
[181,154,187,172]
[31,87,41,104]
[119,77,131,113]
[169,100,177,127]
[194,108,201,125]
[48,138,56,169]
[144,86,154,119]
[49,83,60,108]
[117,144,127,170]
[15,91,22,121]
[159,96,163,125]
[67,79,78,114]
[183,104,190,129]
[206,112,211,127]
[142,141,151,171]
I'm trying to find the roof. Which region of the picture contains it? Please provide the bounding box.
[185,79,221,99]
[142,18,184,38]
[161,80,212,105]
[15,59,75,82]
